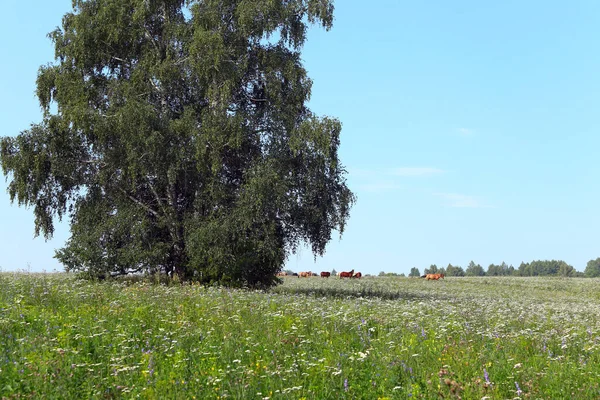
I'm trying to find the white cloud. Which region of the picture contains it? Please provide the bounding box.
[435,192,492,208]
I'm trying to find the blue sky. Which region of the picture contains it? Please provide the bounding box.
[2,1,600,275]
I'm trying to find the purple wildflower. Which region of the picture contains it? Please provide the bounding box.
[148,355,155,376]
[344,378,349,391]
[483,368,490,384]
[515,381,522,396]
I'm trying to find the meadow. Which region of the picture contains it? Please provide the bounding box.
[1,273,600,399]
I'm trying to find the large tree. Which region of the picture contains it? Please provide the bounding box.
[0,0,354,287]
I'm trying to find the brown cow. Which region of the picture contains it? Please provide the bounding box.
[320,271,331,278]
[298,271,312,278]
[352,272,362,279]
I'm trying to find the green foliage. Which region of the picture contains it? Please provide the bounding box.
[518,260,575,277]
[585,258,600,277]
[445,263,465,277]
[465,260,485,276]
[423,264,438,275]
[408,267,420,277]
[0,0,354,287]
[487,261,515,276]
[378,271,401,277]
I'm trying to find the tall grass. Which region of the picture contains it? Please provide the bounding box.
[1,273,600,398]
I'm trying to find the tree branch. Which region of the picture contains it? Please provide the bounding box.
[111,56,129,64]
[118,187,160,218]
[147,178,167,211]
[79,159,107,167]
[144,30,160,52]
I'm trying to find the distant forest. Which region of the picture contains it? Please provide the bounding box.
[387,257,600,278]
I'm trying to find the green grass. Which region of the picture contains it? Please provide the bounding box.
[1,273,600,399]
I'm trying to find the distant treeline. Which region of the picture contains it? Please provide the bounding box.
[403,257,600,278]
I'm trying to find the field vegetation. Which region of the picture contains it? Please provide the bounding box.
[1,273,600,399]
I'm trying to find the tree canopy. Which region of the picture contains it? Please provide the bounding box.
[445,263,465,277]
[424,264,438,275]
[487,262,514,276]
[585,258,600,277]
[517,260,573,277]
[0,0,354,287]
[465,261,485,276]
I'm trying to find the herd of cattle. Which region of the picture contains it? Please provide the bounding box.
[277,269,362,278]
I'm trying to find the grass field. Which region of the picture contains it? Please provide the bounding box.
[1,273,600,399]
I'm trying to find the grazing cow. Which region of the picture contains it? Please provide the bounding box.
[320,271,331,278]
[299,271,312,278]
[276,272,287,277]
[339,269,354,278]
[352,272,362,279]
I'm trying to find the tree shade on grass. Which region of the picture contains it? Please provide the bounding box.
[0,0,354,287]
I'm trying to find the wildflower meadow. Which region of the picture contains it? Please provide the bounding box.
[1,273,600,399]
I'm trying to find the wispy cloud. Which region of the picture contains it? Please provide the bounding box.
[349,166,444,193]
[435,192,493,208]
[357,182,402,193]
[457,128,475,137]
[390,167,444,177]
